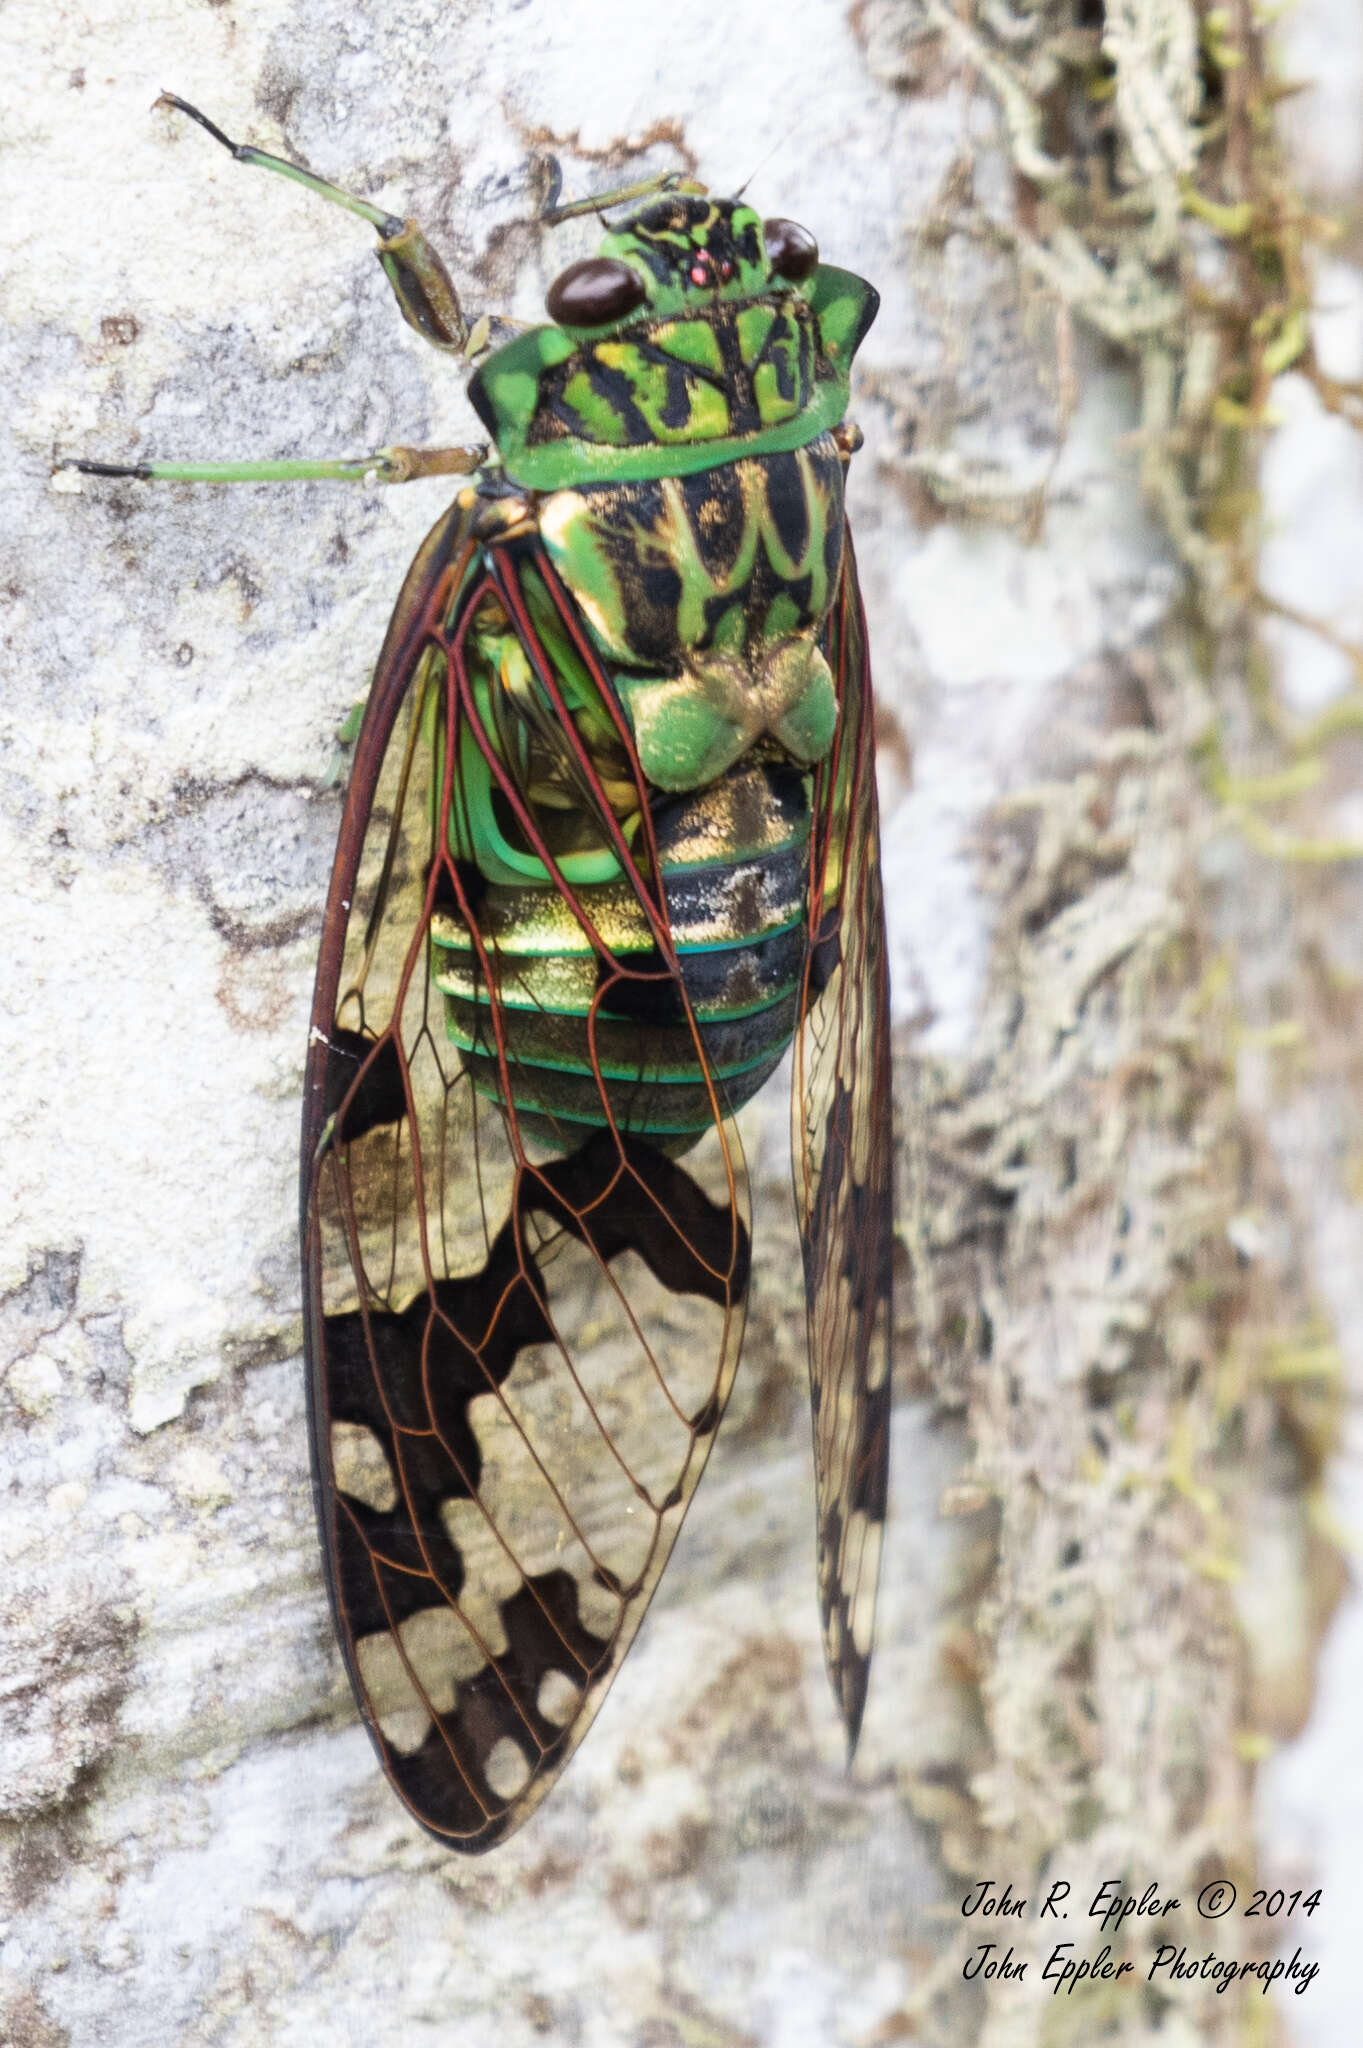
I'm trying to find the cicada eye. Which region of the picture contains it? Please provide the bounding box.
[763,218,819,283]
[546,258,648,327]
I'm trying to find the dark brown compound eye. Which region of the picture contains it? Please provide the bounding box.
[545,258,648,327]
[763,218,819,283]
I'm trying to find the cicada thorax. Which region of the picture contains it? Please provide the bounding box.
[537,434,847,788]
[431,424,855,1152]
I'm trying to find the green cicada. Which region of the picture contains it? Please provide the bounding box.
[75,98,892,1852]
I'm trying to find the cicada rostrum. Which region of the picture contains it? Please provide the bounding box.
[73,98,892,1851]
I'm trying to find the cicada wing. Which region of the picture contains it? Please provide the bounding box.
[302,511,751,1851]
[791,532,894,1753]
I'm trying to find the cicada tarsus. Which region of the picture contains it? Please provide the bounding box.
[72,97,893,1852]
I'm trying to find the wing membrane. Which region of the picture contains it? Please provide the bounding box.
[792,532,894,1751]
[302,503,750,1850]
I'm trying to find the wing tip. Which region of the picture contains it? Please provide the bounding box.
[833,1650,871,1763]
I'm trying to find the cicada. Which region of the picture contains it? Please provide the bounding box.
[74,99,893,1851]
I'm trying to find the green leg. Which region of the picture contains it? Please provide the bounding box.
[155,94,484,357]
[65,443,485,486]
[541,167,705,224]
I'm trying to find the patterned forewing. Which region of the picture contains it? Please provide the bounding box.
[791,539,894,1751]
[302,506,751,1850]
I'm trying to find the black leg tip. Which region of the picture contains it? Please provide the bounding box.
[68,459,152,480]
[154,93,237,156]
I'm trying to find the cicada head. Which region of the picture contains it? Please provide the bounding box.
[469,184,873,490]
[544,194,820,334]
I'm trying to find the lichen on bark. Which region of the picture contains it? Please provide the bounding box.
[861,0,1352,2038]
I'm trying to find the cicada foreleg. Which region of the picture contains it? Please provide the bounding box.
[540,167,707,225]
[154,92,487,359]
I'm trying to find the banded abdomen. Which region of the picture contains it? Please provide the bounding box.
[432,757,811,1145]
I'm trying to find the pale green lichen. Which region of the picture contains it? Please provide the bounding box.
[863,0,1350,2039]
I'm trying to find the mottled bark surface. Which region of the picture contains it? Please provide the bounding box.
[4,0,1358,2042]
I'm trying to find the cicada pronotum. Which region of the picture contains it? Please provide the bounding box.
[71,97,893,1851]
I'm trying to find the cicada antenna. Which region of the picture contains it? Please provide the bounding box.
[732,120,801,200]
